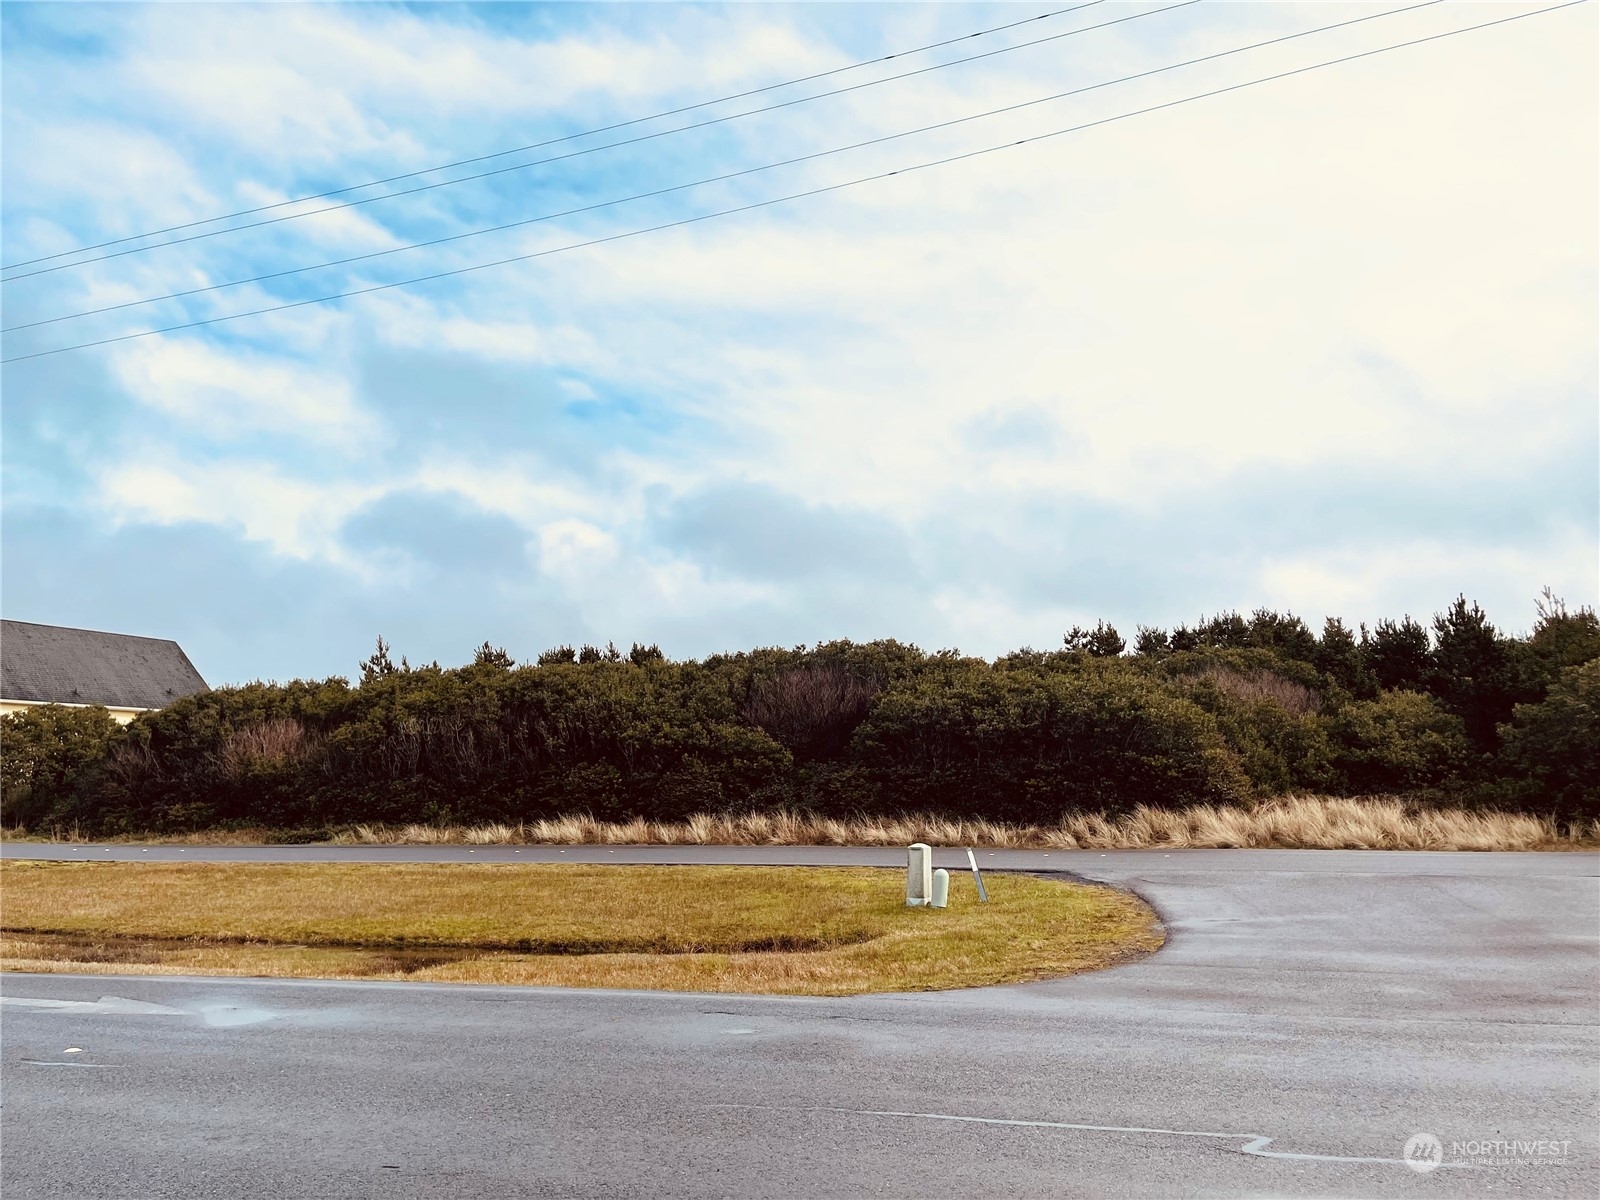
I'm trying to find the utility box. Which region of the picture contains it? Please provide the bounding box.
[906,843,933,906]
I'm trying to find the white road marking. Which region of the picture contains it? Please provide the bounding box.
[711,1105,1474,1170]
[1,994,277,1026]
[0,995,186,1016]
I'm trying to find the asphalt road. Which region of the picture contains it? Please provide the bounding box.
[2,846,1596,1198]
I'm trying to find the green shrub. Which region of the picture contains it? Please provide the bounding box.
[1493,660,1600,819]
[0,705,122,828]
[849,663,1247,819]
[1326,690,1469,795]
[13,599,1594,833]
[64,659,794,831]
[1174,663,1334,795]
[1519,592,1600,692]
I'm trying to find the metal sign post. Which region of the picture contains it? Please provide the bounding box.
[966,847,989,903]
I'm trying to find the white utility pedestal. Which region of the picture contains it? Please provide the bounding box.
[931,868,950,909]
[906,843,933,906]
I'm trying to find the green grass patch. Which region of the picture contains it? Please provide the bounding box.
[0,860,1161,995]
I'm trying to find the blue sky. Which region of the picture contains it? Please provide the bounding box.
[3,1,1595,686]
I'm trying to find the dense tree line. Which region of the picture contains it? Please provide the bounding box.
[3,595,1596,835]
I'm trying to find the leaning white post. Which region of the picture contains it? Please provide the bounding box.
[966,847,989,903]
[906,843,933,907]
[931,868,950,909]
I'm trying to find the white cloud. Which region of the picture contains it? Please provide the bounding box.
[1255,528,1600,636]
[228,184,406,254]
[6,1,1595,672]
[536,519,618,580]
[409,459,607,530]
[542,8,1598,511]
[81,1,840,164]
[0,118,219,255]
[96,457,379,565]
[110,339,374,447]
[363,292,605,367]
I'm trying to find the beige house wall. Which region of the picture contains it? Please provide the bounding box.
[0,698,147,725]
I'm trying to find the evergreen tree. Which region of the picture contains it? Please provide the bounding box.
[358,636,397,683]
[1246,609,1317,662]
[629,642,666,666]
[1197,611,1250,649]
[1134,626,1170,656]
[1366,617,1431,691]
[1525,589,1600,685]
[1169,624,1201,653]
[472,642,515,669]
[1315,617,1372,695]
[1430,596,1515,751]
[1064,621,1126,657]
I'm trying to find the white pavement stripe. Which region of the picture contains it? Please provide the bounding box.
[712,1104,1476,1170]
[0,995,187,1016]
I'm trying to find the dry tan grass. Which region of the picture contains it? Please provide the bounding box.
[0,861,1159,995]
[5,796,1593,850]
[328,797,1597,851]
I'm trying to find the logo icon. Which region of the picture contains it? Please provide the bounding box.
[1404,1133,1444,1174]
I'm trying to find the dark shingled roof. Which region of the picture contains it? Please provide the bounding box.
[1,620,208,710]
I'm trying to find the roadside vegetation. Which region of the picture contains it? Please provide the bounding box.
[9,797,1593,851]
[3,593,1596,845]
[327,798,1596,850]
[0,861,1161,995]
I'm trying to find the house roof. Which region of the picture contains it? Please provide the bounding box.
[1,620,208,711]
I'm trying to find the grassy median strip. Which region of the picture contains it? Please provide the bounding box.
[0,861,1160,995]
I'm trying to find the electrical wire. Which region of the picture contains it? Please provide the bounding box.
[2,0,1446,334]
[1,1,1193,282]
[2,0,1583,366]
[0,4,1102,272]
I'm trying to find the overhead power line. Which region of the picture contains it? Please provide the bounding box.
[0,4,1103,273]
[1,0,1583,366]
[2,0,1445,334]
[0,1,1193,282]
